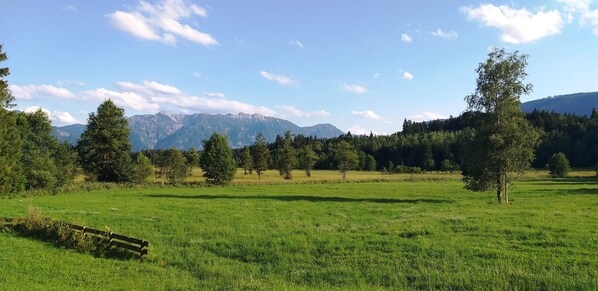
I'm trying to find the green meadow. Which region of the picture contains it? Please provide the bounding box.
[1,171,597,289]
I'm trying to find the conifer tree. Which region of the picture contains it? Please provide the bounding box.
[0,44,24,193]
[199,132,236,185]
[78,100,133,182]
[241,146,252,175]
[278,131,297,179]
[252,132,270,178]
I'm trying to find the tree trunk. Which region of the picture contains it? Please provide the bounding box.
[342,171,347,179]
[496,174,503,204]
[504,174,509,204]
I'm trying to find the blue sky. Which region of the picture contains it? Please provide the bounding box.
[1,0,598,134]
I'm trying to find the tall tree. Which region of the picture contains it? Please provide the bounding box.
[462,48,539,203]
[241,146,252,175]
[163,148,188,184]
[252,132,270,178]
[132,153,154,184]
[199,132,236,185]
[78,100,133,182]
[18,110,66,190]
[336,140,358,178]
[0,45,24,193]
[298,145,318,177]
[278,131,297,180]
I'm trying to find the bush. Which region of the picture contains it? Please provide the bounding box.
[548,152,570,178]
[395,165,422,174]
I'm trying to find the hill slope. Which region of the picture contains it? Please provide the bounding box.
[53,112,343,150]
[521,92,598,116]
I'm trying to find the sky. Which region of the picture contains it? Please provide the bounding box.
[1,0,598,134]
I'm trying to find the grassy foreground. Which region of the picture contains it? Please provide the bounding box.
[1,172,597,289]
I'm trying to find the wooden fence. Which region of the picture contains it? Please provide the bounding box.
[1,217,148,257]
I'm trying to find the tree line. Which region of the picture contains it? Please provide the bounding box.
[1,45,594,201]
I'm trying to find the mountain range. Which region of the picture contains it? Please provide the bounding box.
[520,92,598,116]
[52,112,343,151]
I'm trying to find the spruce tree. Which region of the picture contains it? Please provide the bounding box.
[0,45,24,193]
[199,132,236,185]
[241,146,252,175]
[278,131,297,179]
[252,132,270,178]
[78,100,133,182]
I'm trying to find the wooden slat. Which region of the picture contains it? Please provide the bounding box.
[110,232,148,247]
[109,240,144,254]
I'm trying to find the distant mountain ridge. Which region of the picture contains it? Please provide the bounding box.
[52,112,343,151]
[521,92,598,116]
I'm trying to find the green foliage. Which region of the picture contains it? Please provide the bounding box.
[277,131,296,180]
[548,152,570,178]
[199,132,236,185]
[77,100,133,182]
[131,154,154,184]
[0,109,23,193]
[298,145,318,177]
[241,146,252,175]
[252,132,270,178]
[0,44,15,109]
[0,46,24,193]
[440,159,460,173]
[462,48,540,203]
[163,148,189,184]
[184,148,200,175]
[335,140,358,178]
[395,165,422,174]
[364,154,376,171]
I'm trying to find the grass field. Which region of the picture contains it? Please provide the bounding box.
[1,171,597,289]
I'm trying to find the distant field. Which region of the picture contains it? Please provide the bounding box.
[1,171,597,289]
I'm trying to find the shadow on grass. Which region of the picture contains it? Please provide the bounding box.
[2,219,141,261]
[145,194,454,204]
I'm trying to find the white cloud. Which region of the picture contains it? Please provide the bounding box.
[65,5,77,12]
[407,112,448,122]
[341,83,368,94]
[373,73,382,79]
[204,92,225,98]
[260,71,297,86]
[462,4,564,44]
[558,0,591,12]
[277,105,330,118]
[288,40,304,49]
[346,125,369,135]
[53,111,79,125]
[22,106,80,125]
[430,29,459,39]
[9,84,76,100]
[14,80,279,117]
[401,72,414,80]
[117,80,183,95]
[84,88,161,112]
[401,33,412,43]
[582,9,598,35]
[107,0,217,46]
[351,110,389,123]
